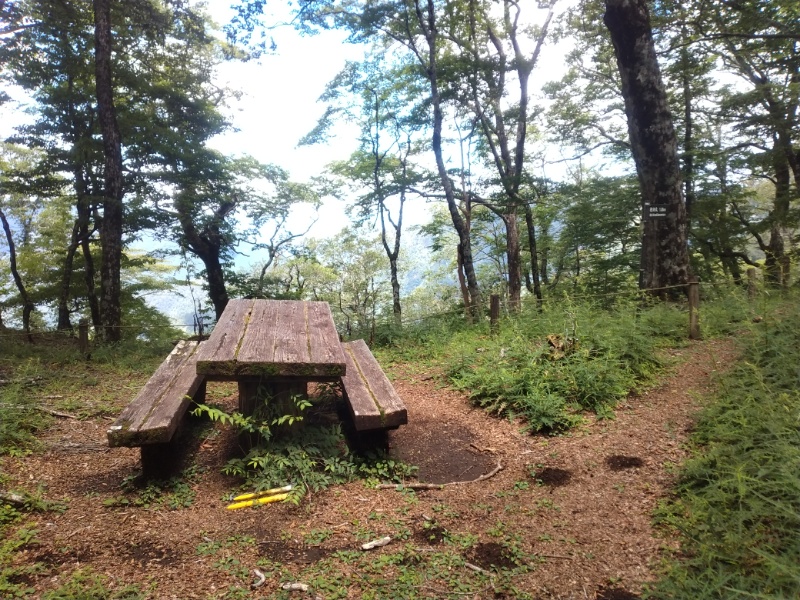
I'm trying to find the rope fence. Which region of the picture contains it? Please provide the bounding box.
[0,267,780,343]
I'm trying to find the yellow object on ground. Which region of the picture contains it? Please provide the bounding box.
[232,484,293,502]
[226,492,290,510]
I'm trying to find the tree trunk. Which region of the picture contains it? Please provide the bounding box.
[524,203,543,306]
[202,252,230,320]
[389,262,401,327]
[59,167,97,331]
[57,225,80,331]
[175,198,230,320]
[680,42,696,224]
[0,208,34,341]
[419,0,482,320]
[604,0,689,297]
[80,209,102,333]
[456,245,473,323]
[503,214,522,311]
[93,0,124,341]
[765,152,792,287]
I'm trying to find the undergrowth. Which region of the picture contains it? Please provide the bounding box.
[0,487,67,597]
[442,298,678,433]
[192,387,416,503]
[375,288,766,434]
[648,299,800,599]
[0,335,173,454]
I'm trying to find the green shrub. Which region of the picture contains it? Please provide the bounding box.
[444,299,674,432]
[193,389,416,502]
[649,300,800,599]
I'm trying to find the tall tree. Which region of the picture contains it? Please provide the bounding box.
[311,56,425,326]
[693,0,799,286]
[171,156,318,320]
[0,208,33,338]
[244,0,486,320]
[1,0,104,332]
[92,0,125,340]
[603,0,689,295]
[451,0,554,310]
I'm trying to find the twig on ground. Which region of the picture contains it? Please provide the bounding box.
[464,561,493,576]
[281,582,309,592]
[38,407,78,419]
[361,536,391,550]
[251,569,266,589]
[377,461,503,491]
[0,403,78,419]
[470,443,496,453]
[450,461,503,485]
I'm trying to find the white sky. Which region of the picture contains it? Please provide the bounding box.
[205,2,363,245]
[203,0,579,259]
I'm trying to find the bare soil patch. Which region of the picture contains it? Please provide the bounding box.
[0,338,736,598]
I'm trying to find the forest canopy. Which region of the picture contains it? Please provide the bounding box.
[0,0,797,337]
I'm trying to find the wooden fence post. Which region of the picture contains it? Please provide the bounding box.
[688,277,701,340]
[490,294,500,334]
[78,319,89,358]
[747,267,757,300]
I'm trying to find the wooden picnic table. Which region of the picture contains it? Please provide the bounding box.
[107,298,405,475]
[194,299,347,415]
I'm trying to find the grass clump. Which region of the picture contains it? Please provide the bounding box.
[40,568,145,600]
[443,299,669,433]
[0,361,51,456]
[649,301,800,599]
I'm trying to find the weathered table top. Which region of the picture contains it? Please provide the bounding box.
[195,299,347,380]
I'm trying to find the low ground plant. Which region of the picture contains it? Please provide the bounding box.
[442,299,669,432]
[377,290,784,434]
[192,389,416,502]
[649,299,800,599]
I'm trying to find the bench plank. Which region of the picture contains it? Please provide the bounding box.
[195,299,253,376]
[341,339,407,431]
[108,341,204,447]
[205,299,346,379]
[308,302,348,368]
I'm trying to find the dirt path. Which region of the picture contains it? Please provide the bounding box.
[2,337,736,599]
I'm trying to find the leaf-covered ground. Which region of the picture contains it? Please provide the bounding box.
[1,337,736,599]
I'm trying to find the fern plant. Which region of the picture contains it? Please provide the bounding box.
[192,388,415,503]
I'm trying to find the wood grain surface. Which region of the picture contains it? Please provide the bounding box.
[197,299,346,379]
[107,341,204,446]
[341,339,407,431]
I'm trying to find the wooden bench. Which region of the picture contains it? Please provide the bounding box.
[340,339,407,431]
[107,340,206,474]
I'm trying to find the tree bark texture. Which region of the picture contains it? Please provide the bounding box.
[418,0,483,320]
[524,203,543,306]
[604,0,689,296]
[0,208,34,340]
[93,0,124,341]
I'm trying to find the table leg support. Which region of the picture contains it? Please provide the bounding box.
[238,380,309,417]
